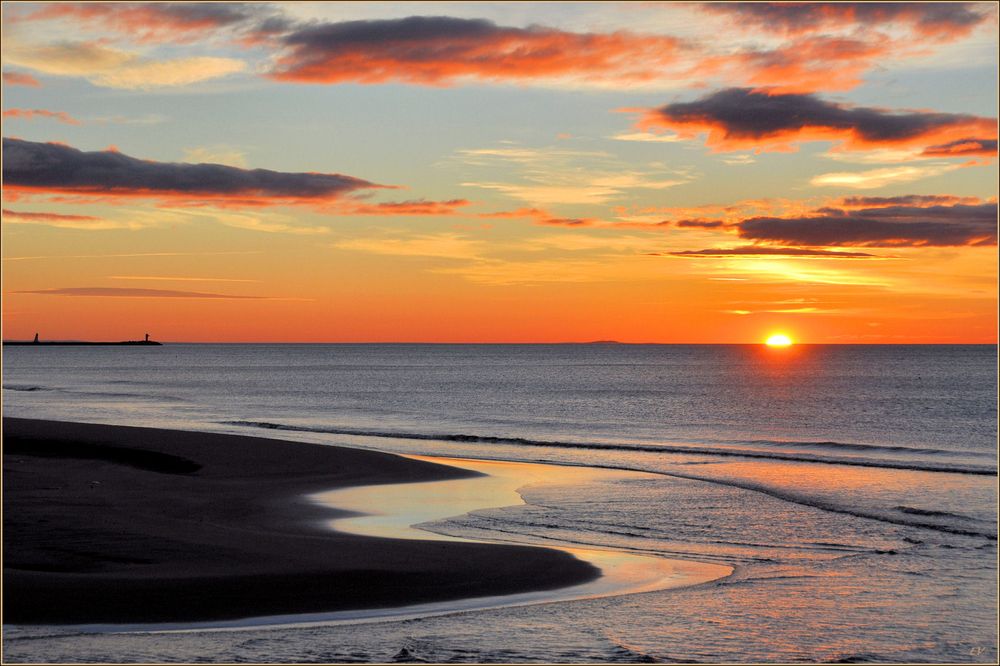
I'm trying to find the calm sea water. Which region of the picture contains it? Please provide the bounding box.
[3,344,997,663]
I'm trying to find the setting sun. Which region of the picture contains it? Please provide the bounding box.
[765,333,794,347]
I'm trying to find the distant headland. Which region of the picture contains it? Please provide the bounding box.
[3,333,163,346]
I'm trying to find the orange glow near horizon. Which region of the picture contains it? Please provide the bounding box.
[1,5,997,345]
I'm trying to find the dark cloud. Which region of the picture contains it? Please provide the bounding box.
[702,3,989,39]
[830,203,996,224]
[346,199,471,215]
[675,219,728,228]
[641,88,995,152]
[736,203,997,247]
[15,287,263,299]
[137,2,259,28]
[668,247,878,258]
[921,138,998,157]
[270,15,680,85]
[840,194,977,208]
[1,138,384,207]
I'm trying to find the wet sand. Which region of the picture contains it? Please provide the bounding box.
[2,417,599,625]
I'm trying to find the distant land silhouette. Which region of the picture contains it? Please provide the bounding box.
[3,332,162,346]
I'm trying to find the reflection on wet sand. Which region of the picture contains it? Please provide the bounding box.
[314,456,733,621]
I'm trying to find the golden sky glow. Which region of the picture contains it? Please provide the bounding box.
[1,2,997,343]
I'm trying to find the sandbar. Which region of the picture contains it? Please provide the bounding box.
[2,418,600,624]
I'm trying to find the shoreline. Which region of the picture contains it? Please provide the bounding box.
[2,417,602,625]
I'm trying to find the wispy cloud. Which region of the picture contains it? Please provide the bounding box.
[707,259,893,287]
[721,154,756,166]
[91,113,168,125]
[2,250,262,262]
[454,146,610,166]
[15,287,264,299]
[809,164,961,189]
[432,255,667,286]
[458,142,694,206]
[206,211,330,235]
[2,39,246,90]
[464,181,624,206]
[2,208,148,230]
[2,70,40,86]
[333,233,484,260]
[181,145,248,168]
[479,207,601,227]
[342,199,472,216]
[108,275,261,283]
[610,132,683,143]
[665,247,879,259]
[2,108,80,125]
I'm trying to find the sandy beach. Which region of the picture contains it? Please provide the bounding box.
[2,417,600,625]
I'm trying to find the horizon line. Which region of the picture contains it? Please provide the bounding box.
[3,339,997,346]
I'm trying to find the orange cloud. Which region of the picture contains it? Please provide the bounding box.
[480,207,598,227]
[343,199,472,216]
[725,36,889,94]
[0,208,134,230]
[23,2,269,44]
[3,208,99,223]
[2,71,41,86]
[637,88,997,153]
[269,16,682,86]
[3,108,81,125]
[920,138,998,158]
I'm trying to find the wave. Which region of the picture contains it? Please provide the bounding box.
[728,439,985,458]
[221,420,997,476]
[894,506,974,520]
[3,383,184,403]
[642,468,997,541]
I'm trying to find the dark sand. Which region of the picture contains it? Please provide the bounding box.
[2,418,599,625]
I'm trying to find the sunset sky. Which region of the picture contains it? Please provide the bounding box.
[2,1,997,343]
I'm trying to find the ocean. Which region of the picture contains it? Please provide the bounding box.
[2,343,997,663]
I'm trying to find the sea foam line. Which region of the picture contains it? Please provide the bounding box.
[221,420,997,476]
